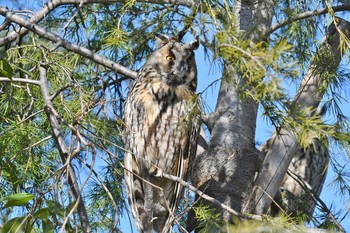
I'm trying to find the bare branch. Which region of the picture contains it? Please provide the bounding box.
[286,170,345,232]
[0,7,137,79]
[0,77,41,85]
[49,84,74,101]
[22,135,52,151]
[161,172,263,221]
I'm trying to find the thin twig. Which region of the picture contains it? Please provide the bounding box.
[22,135,52,151]
[19,109,44,123]
[121,163,164,191]
[218,43,267,72]
[0,18,11,30]
[49,84,75,100]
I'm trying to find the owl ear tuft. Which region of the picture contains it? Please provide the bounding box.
[155,33,170,48]
[189,36,199,50]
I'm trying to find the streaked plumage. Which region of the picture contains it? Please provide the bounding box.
[123,34,200,232]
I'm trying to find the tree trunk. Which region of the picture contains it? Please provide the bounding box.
[192,68,260,222]
[190,0,275,226]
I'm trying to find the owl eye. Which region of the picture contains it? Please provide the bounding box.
[166,55,175,61]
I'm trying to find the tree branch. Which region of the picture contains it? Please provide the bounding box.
[161,172,265,221]
[0,77,41,85]
[163,173,240,217]
[0,7,137,79]
[159,170,343,233]
[267,4,350,36]
[22,135,52,151]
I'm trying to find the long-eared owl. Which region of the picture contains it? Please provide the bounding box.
[123,34,200,233]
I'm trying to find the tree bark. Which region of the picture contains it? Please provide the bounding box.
[190,0,275,226]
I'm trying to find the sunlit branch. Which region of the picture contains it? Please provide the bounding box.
[161,172,264,220]
[122,160,251,219]
[251,18,350,216]
[0,77,41,85]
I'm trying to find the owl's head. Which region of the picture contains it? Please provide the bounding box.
[142,34,199,91]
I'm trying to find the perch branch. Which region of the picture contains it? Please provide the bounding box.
[0,77,41,85]
[161,172,263,221]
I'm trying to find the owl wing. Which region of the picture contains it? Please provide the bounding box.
[123,90,147,231]
[163,101,201,232]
